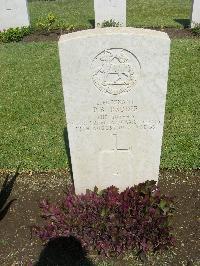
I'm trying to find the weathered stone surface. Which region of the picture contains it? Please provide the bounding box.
[94,0,126,27]
[191,0,200,28]
[59,28,171,194]
[0,0,29,31]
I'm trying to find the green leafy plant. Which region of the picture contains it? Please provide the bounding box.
[33,181,174,257]
[36,12,88,32]
[101,19,120,28]
[0,26,32,43]
[36,12,56,31]
[191,23,200,36]
[56,21,75,31]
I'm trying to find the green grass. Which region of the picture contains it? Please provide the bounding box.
[127,0,191,28]
[28,0,192,29]
[0,42,67,170]
[161,39,200,169]
[0,39,199,171]
[29,0,94,29]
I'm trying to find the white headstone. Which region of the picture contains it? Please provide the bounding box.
[191,0,200,28]
[59,28,171,194]
[0,0,29,31]
[94,0,126,27]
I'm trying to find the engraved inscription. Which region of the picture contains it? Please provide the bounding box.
[71,99,161,132]
[92,48,141,95]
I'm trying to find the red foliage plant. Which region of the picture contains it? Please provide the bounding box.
[33,180,174,257]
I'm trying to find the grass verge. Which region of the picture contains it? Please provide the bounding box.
[161,39,200,169]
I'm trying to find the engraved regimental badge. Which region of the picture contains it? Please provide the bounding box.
[92,48,141,95]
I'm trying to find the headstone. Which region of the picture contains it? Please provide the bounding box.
[191,0,200,28]
[59,28,171,194]
[94,0,126,27]
[0,0,29,31]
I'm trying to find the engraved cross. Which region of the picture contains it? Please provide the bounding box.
[111,134,132,177]
[112,134,132,151]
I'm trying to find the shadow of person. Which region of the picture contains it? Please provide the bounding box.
[0,166,19,221]
[35,236,94,266]
[174,19,190,28]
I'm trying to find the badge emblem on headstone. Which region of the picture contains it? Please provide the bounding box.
[92,48,141,95]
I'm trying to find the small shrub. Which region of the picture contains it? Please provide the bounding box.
[36,12,88,32]
[56,21,75,31]
[36,12,56,31]
[191,23,200,36]
[0,26,32,43]
[33,181,174,257]
[101,19,120,28]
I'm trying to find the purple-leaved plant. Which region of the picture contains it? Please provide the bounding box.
[33,180,174,257]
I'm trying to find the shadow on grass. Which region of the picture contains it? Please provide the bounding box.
[174,19,190,28]
[0,166,19,221]
[35,236,94,266]
[63,127,74,186]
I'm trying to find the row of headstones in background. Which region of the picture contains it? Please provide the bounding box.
[191,0,200,28]
[0,0,29,31]
[94,0,200,28]
[59,28,171,194]
[0,0,199,30]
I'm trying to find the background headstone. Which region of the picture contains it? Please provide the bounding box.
[0,0,29,31]
[59,28,171,194]
[191,0,200,28]
[94,0,126,27]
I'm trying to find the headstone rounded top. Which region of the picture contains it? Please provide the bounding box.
[59,28,170,43]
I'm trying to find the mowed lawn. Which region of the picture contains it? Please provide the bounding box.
[28,0,192,29]
[0,39,199,171]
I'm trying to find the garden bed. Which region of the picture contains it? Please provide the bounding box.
[0,169,199,265]
[21,28,199,43]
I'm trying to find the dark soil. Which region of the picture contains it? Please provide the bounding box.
[22,29,81,43]
[155,27,197,39]
[0,169,199,266]
[22,28,199,43]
